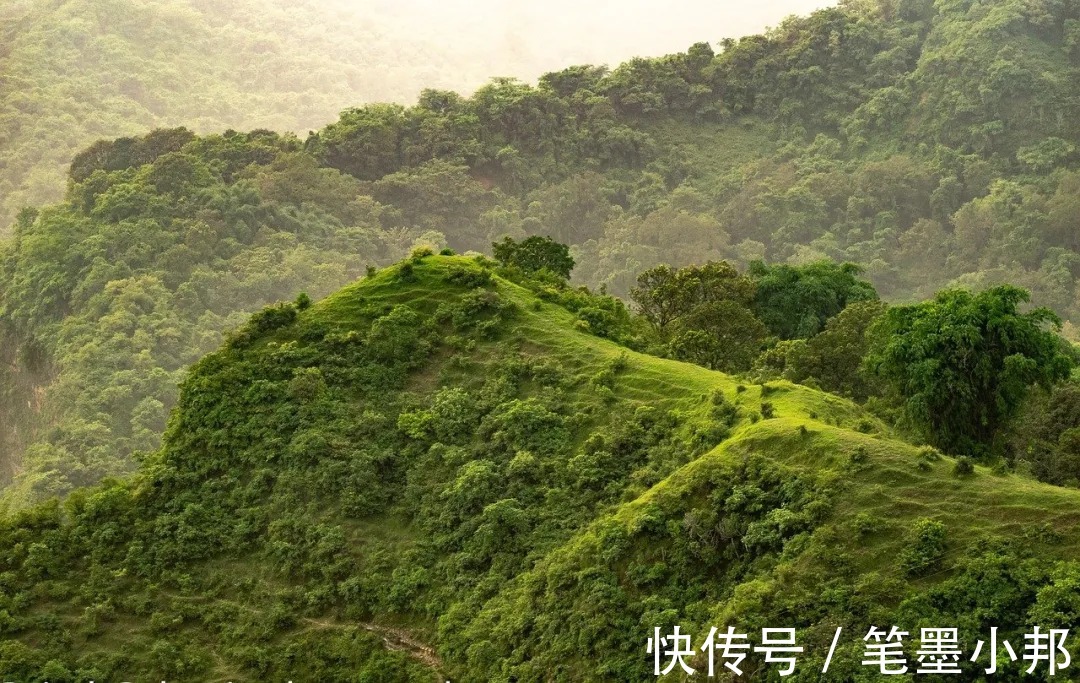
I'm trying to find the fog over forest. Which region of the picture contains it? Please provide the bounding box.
[0,0,832,230]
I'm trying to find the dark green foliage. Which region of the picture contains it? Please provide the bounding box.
[866,286,1073,455]
[668,300,768,372]
[850,445,869,465]
[781,300,888,400]
[445,265,493,288]
[632,261,773,371]
[631,261,756,331]
[954,456,976,477]
[760,401,775,419]
[492,235,575,280]
[1005,381,1080,487]
[749,261,878,340]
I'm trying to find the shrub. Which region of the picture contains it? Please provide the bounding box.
[439,248,455,256]
[853,512,881,535]
[611,352,629,373]
[850,445,869,464]
[760,402,775,419]
[900,518,947,576]
[446,265,493,288]
[411,245,434,262]
[953,456,975,477]
[295,292,312,310]
[917,446,942,462]
[228,302,299,348]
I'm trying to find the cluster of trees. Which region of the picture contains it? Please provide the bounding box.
[630,259,877,372]
[5,0,750,233]
[623,255,1076,467]
[0,129,443,506]
[288,0,1080,329]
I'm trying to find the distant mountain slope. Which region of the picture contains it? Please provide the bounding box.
[1,254,1079,680]
[0,0,830,232]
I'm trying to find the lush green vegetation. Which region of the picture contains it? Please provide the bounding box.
[7,0,1080,676]
[0,0,827,235]
[0,254,1078,680]
[8,0,1080,502]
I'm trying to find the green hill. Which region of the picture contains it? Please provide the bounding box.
[2,254,1080,680]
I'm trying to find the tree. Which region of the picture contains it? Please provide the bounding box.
[629,264,681,330]
[492,236,575,279]
[750,260,878,340]
[668,300,768,372]
[630,261,755,331]
[865,286,1073,455]
[784,300,887,401]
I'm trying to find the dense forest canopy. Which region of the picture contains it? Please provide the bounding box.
[0,0,829,232]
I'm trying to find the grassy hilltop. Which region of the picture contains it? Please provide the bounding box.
[1,254,1080,681]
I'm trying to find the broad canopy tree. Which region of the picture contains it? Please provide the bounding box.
[492,235,575,280]
[865,285,1073,456]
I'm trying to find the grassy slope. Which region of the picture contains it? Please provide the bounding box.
[5,255,1080,680]
[315,258,1080,676]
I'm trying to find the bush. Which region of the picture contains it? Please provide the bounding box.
[853,512,881,535]
[850,445,869,464]
[917,446,942,462]
[411,245,434,262]
[899,518,947,576]
[446,265,493,288]
[760,402,775,419]
[953,456,975,477]
[295,292,312,310]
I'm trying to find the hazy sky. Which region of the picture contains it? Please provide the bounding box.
[349,0,840,90]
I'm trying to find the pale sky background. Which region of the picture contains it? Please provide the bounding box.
[335,0,840,95]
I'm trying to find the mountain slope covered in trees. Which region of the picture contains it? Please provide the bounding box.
[6,0,1080,506]
[0,0,827,233]
[3,254,1080,681]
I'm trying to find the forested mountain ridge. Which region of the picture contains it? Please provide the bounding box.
[2,253,1080,681]
[4,0,1080,509]
[0,0,827,233]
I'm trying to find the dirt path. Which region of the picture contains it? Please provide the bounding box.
[303,618,446,680]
